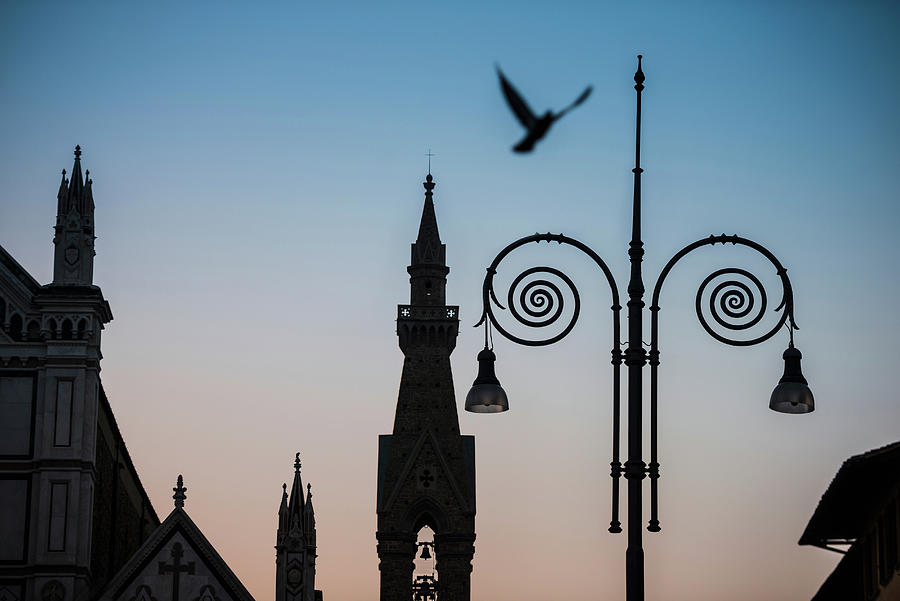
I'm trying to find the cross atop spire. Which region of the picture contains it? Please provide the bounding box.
[426,149,435,174]
[173,475,187,509]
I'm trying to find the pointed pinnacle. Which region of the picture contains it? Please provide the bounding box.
[173,474,187,509]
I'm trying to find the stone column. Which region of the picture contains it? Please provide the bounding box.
[377,531,416,601]
[434,533,475,601]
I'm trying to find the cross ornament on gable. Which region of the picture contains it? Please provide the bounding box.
[158,542,195,601]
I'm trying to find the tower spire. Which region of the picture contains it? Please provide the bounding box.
[275,453,318,601]
[52,145,96,285]
[412,174,443,264]
[408,173,448,306]
[277,482,289,545]
[288,452,305,524]
[68,145,84,202]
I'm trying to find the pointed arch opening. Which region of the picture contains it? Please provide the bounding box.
[406,497,448,535]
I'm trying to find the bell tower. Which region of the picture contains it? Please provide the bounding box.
[376,173,476,601]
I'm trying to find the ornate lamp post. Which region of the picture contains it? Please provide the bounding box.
[465,56,814,601]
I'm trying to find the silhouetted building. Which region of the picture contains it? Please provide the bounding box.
[0,147,324,601]
[376,173,476,601]
[0,147,159,601]
[275,454,319,601]
[800,441,900,600]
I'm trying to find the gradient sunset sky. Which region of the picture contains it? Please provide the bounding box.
[2,2,899,600]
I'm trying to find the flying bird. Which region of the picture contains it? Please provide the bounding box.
[497,66,592,153]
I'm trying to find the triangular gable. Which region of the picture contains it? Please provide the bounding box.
[382,429,471,515]
[97,508,255,601]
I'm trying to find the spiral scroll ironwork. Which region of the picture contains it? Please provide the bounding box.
[694,267,783,346]
[652,234,797,348]
[494,266,580,345]
[475,233,620,347]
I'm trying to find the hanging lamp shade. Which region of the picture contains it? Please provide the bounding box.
[769,345,814,414]
[465,348,509,413]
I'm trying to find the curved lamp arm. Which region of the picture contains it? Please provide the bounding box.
[646,233,798,532]
[474,232,626,532]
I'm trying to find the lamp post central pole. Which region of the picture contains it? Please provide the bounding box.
[624,54,647,601]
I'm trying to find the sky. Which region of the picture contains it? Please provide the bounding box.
[2,1,899,600]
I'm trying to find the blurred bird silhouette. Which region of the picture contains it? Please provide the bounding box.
[497,65,592,153]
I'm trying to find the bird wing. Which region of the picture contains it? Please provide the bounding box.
[553,85,593,120]
[497,66,538,129]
